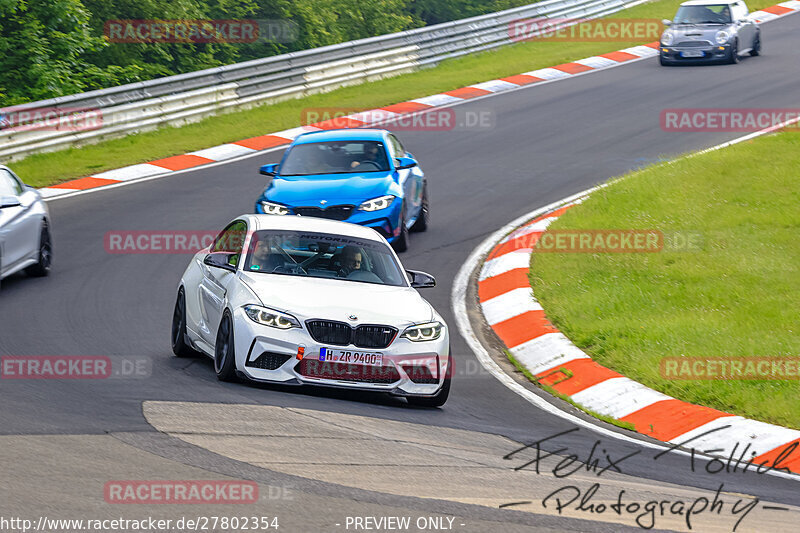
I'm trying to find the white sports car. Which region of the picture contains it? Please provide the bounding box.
[172,214,451,406]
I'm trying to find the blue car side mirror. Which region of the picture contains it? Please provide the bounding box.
[394,157,417,170]
[260,163,278,176]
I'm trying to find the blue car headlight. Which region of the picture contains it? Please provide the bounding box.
[358,195,395,212]
[259,201,290,215]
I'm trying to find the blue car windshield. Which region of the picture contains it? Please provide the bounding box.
[244,230,407,287]
[280,141,391,175]
[674,5,732,23]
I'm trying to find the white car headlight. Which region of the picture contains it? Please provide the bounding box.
[244,305,300,329]
[358,195,395,212]
[401,321,443,342]
[715,30,730,45]
[661,31,674,46]
[260,201,290,215]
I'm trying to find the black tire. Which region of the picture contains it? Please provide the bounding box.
[214,311,238,381]
[750,33,761,56]
[407,377,451,407]
[25,222,52,277]
[410,183,429,233]
[171,288,200,357]
[728,39,739,64]
[392,205,409,253]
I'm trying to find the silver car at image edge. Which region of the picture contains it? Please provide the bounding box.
[172,214,452,407]
[0,165,52,288]
[659,0,761,65]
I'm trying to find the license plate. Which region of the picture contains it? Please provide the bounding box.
[319,347,383,366]
[681,50,705,58]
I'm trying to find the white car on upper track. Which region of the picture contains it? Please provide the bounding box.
[172,214,451,406]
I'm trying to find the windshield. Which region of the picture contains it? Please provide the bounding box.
[244,230,407,286]
[674,5,732,23]
[279,140,391,176]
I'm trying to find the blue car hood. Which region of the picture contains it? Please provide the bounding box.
[264,172,396,206]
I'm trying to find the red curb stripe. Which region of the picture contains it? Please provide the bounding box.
[478,268,530,302]
[753,439,800,474]
[620,399,732,441]
[643,41,660,49]
[150,154,214,171]
[234,135,292,151]
[48,177,122,190]
[553,62,594,74]
[501,74,544,86]
[491,310,557,348]
[311,117,366,130]
[380,102,432,114]
[599,51,639,62]
[443,87,492,99]
[762,5,793,14]
[537,358,623,396]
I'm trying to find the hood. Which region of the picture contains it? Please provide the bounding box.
[665,23,733,41]
[239,272,434,327]
[264,172,396,206]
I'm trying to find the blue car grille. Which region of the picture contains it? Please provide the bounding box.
[293,205,354,221]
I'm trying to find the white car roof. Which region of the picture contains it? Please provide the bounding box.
[680,0,734,5]
[239,214,386,241]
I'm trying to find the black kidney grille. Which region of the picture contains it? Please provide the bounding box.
[354,325,397,349]
[246,352,292,370]
[306,320,352,345]
[293,205,354,221]
[305,321,397,348]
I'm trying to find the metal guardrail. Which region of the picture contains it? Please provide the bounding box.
[0,0,644,161]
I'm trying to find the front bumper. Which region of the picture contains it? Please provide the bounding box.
[660,43,731,62]
[255,197,403,243]
[232,307,450,397]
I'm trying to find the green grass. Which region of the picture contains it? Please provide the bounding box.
[530,130,800,430]
[10,0,776,188]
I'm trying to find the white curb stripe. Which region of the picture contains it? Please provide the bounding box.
[470,79,519,93]
[670,417,800,458]
[189,143,256,161]
[411,94,463,107]
[620,45,659,57]
[92,163,169,181]
[522,68,573,80]
[270,126,322,140]
[510,332,589,374]
[481,288,542,326]
[500,217,555,243]
[575,56,619,69]
[570,377,673,419]
[479,249,532,280]
[347,109,400,124]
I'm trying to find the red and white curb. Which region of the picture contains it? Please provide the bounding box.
[477,201,800,476]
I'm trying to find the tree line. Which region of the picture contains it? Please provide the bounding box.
[0,0,532,106]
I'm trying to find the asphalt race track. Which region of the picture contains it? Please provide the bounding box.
[1,12,799,532]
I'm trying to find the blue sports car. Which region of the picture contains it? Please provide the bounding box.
[255,129,428,252]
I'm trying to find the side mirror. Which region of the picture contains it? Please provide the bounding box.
[0,196,21,209]
[407,269,436,288]
[395,157,417,170]
[662,19,672,26]
[204,252,238,272]
[260,163,278,176]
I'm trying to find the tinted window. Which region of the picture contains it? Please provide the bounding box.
[244,230,407,287]
[0,170,22,196]
[280,141,390,175]
[674,5,733,23]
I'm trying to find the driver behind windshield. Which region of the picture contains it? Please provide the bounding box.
[350,142,388,170]
[249,238,281,272]
[336,245,363,277]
